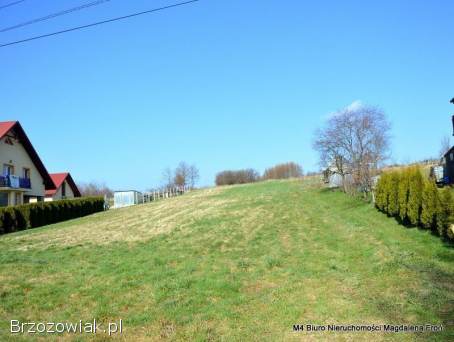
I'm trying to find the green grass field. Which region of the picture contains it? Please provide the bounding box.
[0,179,453,341]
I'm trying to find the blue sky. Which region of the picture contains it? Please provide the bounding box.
[1,0,453,190]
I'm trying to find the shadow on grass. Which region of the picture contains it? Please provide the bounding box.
[326,190,454,249]
[415,262,454,336]
[318,187,371,210]
[318,185,454,336]
[318,187,339,194]
[372,253,454,340]
[390,216,454,249]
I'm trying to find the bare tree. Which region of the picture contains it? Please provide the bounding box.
[187,164,200,189]
[174,161,190,187]
[440,135,451,158]
[162,167,174,189]
[313,105,391,195]
[263,162,303,180]
[161,162,199,189]
[77,182,113,197]
[215,169,260,186]
[313,126,350,192]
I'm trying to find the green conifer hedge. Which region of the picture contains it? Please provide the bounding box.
[0,197,105,235]
[375,167,453,242]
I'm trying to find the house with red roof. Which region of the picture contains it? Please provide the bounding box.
[45,172,81,201]
[0,121,80,207]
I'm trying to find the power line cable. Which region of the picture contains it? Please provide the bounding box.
[1,0,112,33]
[0,0,25,11]
[0,0,199,48]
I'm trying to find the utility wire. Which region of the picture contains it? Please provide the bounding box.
[0,0,199,48]
[1,0,112,33]
[0,0,25,11]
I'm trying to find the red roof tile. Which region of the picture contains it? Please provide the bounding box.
[0,121,17,139]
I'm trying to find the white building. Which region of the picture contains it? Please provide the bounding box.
[0,121,80,207]
[114,190,143,208]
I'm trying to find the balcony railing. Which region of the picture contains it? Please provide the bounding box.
[0,175,31,189]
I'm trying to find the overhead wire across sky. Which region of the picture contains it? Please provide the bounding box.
[0,0,200,48]
[0,0,26,11]
[0,0,112,33]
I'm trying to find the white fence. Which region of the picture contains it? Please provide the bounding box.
[143,186,189,203]
[110,186,189,209]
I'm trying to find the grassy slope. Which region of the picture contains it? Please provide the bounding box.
[0,179,453,341]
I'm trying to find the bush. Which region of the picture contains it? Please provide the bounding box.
[374,166,454,242]
[263,162,303,180]
[1,207,17,234]
[0,197,105,235]
[407,167,424,226]
[437,188,454,239]
[376,172,393,213]
[398,168,411,223]
[421,180,439,229]
[215,169,260,186]
[388,171,400,216]
[375,172,387,212]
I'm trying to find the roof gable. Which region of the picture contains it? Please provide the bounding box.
[45,172,81,197]
[0,121,55,191]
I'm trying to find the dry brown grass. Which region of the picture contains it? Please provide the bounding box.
[3,187,234,251]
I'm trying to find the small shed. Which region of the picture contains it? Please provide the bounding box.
[114,190,143,208]
[328,173,344,188]
[323,168,354,189]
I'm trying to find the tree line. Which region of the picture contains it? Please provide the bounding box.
[215,162,303,186]
[77,182,113,197]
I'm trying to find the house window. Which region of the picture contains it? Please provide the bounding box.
[61,182,66,197]
[4,137,13,145]
[23,168,30,179]
[3,164,14,176]
[451,153,454,162]
[0,193,8,207]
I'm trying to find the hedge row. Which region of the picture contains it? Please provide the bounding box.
[215,169,260,186]
[375,167,454,241]
[0,196,105,235]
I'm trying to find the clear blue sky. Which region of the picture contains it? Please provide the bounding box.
[1,0,453,190]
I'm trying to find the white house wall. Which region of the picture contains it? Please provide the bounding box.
[52,180,75,200]
[0,135,45,197]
